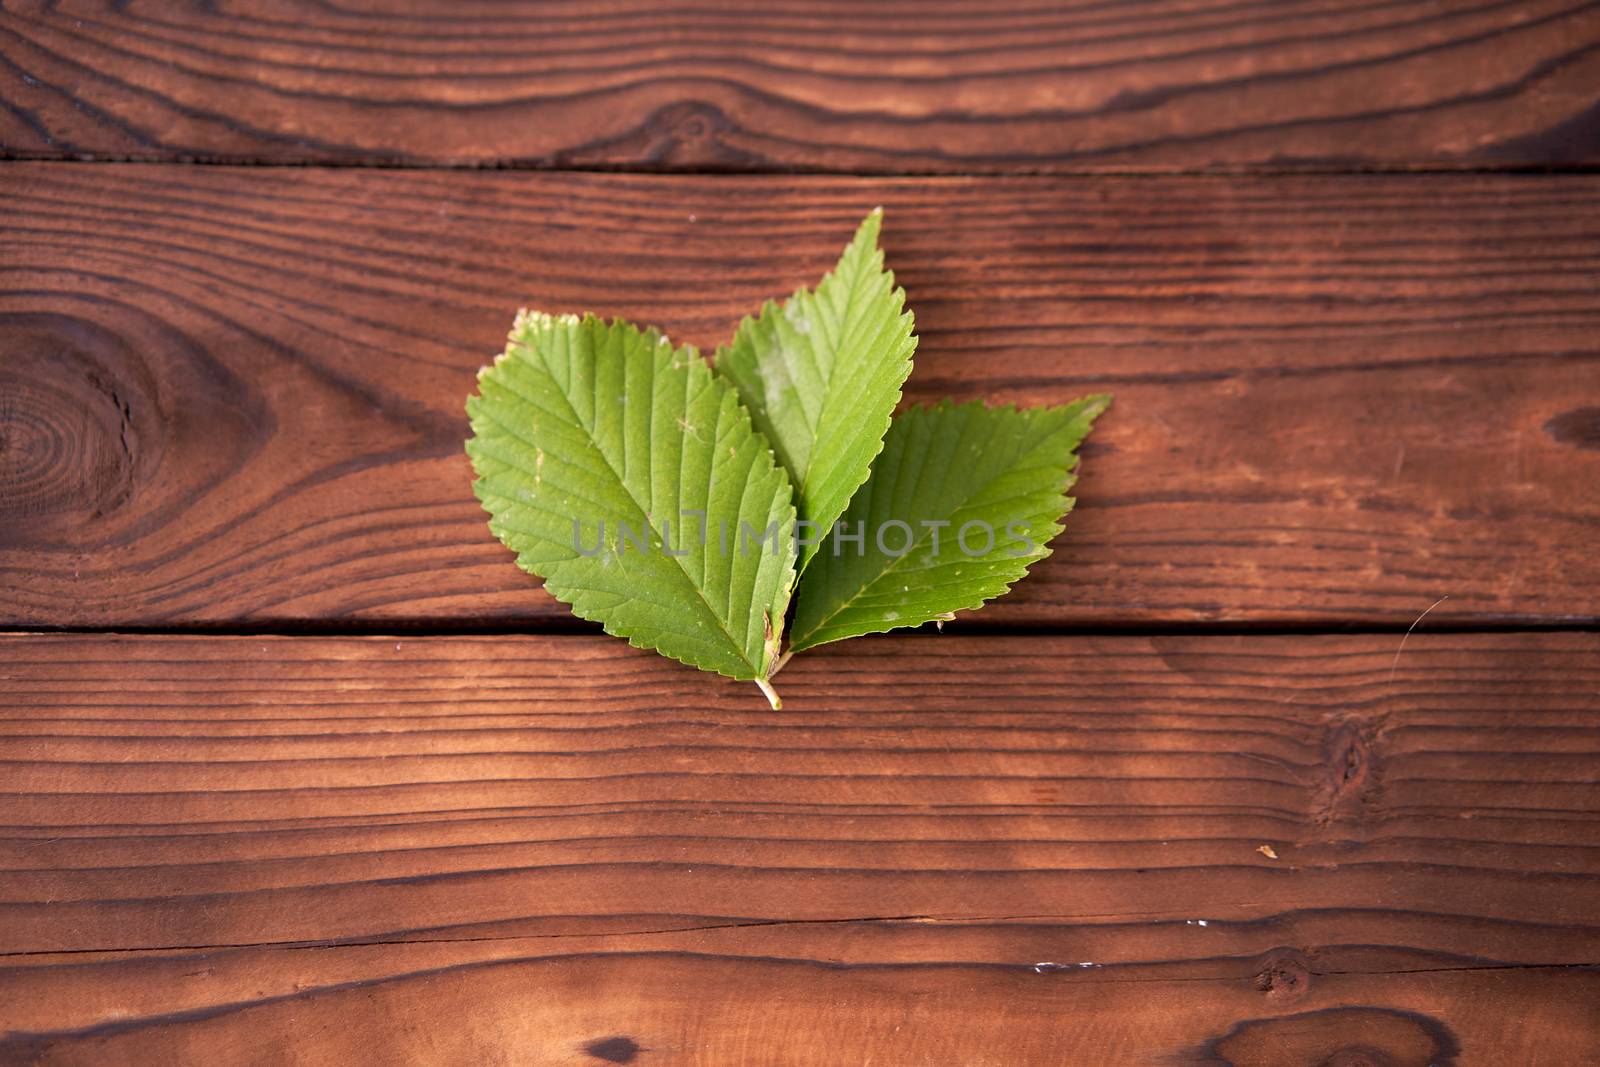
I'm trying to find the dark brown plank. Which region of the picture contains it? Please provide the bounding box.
[2,0,1599,171]
[0,631,1595,1063]
[4,165,1599,629]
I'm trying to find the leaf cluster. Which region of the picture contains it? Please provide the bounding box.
[467,211,1108,707]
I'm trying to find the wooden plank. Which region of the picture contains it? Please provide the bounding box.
[1,1,1598,171]
[4,165,1598,628]
[3,167,1600,633]
[0,631,1595,1063]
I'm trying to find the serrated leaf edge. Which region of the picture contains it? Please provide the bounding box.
[786,395,1110,653]
[716,208,917,576]
[467,310,799,691]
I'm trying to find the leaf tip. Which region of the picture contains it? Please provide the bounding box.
[854,207,885,246]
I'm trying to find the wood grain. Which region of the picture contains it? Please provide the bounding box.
[0,631,1595,1063]
[1,0,1599,171]
[3,165,1598,629]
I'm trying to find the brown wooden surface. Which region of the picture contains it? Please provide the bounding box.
[4,165,1599,630]
[0,631,1596,1064]
[3,5,1598,1060]
[1,1,1599,171]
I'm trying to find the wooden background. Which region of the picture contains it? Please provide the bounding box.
[1,2,1597,1064]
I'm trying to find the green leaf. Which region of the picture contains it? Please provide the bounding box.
[716,208,917,572]
[466,312,797,703]
[788,396,1110,653]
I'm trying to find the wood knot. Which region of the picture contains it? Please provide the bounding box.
[559,101,757,169]
[583,1035,642,1063]
[1253,949,1312,1003]
[1545,406,1600,450]
[0,312,155,541]
[1194,1007,1459,1067]
[1312,717,1384,834]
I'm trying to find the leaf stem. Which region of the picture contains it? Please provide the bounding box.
[754,676,782,711]
[770,648,795,677]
